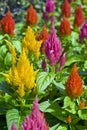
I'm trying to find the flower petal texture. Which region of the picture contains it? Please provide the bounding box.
[46,0,55,13]
[26,4,38,26]
[45,19,62,66]
[11,123,17,130]
[66,64,83,99]
[79,21,87,42]
[59,17,71,36]
[61,0,71,18]
[22,96,49,130]
[0,10,15,35]
[74,5,84,28]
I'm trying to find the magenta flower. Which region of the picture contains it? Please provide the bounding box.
[46,0,55,13]
[22,96,48,130]
[60,53,66,68]
[11,123,17,130]
[42,59,47,71]
[42,11,49,21]
[79,21,87,42]
[45,17,62,66]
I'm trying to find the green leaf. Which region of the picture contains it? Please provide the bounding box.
[12,40,22,53]
[40,101,50,112]
[63,96,76,114]
[56,124,67,130]
[50,124,60,130]
[78,109,87,120]
[0,81,13,95]
[6,109,20,130]
[4,52,12,66]
[36,72,55,93]
[47,102,66,122]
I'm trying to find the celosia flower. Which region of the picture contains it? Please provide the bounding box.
[22,96,49,130]
[59,17,71,36]
[41,59,47,71]
[74,5,84,28]
[66,115,72,124]
[38,25,49,53]
[46,0,55,13]
[45,17,62,66]
[79,100,85,109]
[61,0,71,18]
[0,10,15,35]
[5,49,37,97]
[60,53,66,68]
[26,4,38,26]
[42,11,49,21]
[22,26,42,59]
[11,123,17,130]
[79,21,87,42]
[66,64,83,99]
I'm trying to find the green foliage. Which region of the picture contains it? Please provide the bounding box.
[6,109,20,130]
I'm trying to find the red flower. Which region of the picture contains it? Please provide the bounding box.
[66,64,83,99]
[0,10,15,35]
[61,0,71,18]
[59,17,71,36]
[26,4,38,26]
[66,115,72,124]
[38,25,49,53]
[74,5,84,28]
[79,100,85,109]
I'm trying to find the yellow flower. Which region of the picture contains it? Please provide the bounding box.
[5,49,37,97]
[22,26,42,59]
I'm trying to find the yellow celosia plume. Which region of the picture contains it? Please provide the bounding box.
[22,26,42,59]
[5,48,37,97]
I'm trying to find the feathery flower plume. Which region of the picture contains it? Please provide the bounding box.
[0,10,15,35]
[45,17,62,66]
[79,21,87,42]
[22,96,49,130]
[38,25,49,53]
[59,17,71,36]
[46,0,55,13]
[66,64,83,99]
[74,5,84,28]
[26,4,38,26]
[5,48,37,97]
[22,26,42,59]
[61,0,71,18]
[11,123,17,130]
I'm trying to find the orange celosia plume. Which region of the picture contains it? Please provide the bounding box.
[38,25,49,53]
[74,5,84,28]
[66,64,83,99]
[26,4,38,26]
[59,17,71,36]
[61,0,71,18]
[0,10,15,35]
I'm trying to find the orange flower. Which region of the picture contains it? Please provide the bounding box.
[61,0,71,18]
[38,25,49,53]
[59,17,71,36]
[74,5,84,28]
[66,115,72,124]
[26,4,38,26]
[79,100,85,109]
[66,64,83,99]
[0,10,15,35]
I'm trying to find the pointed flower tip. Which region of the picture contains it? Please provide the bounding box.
[46,0,55,13]
[66,63,83,99]
[11,123,17,130]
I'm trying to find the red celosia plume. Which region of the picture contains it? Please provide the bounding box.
[59,17,71,36]
[74,5,84,28]
[26,4,38,26]
[61,0,71,18]
[0,10,15,35]
[66,64,83,99]
[38,25,49,53]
